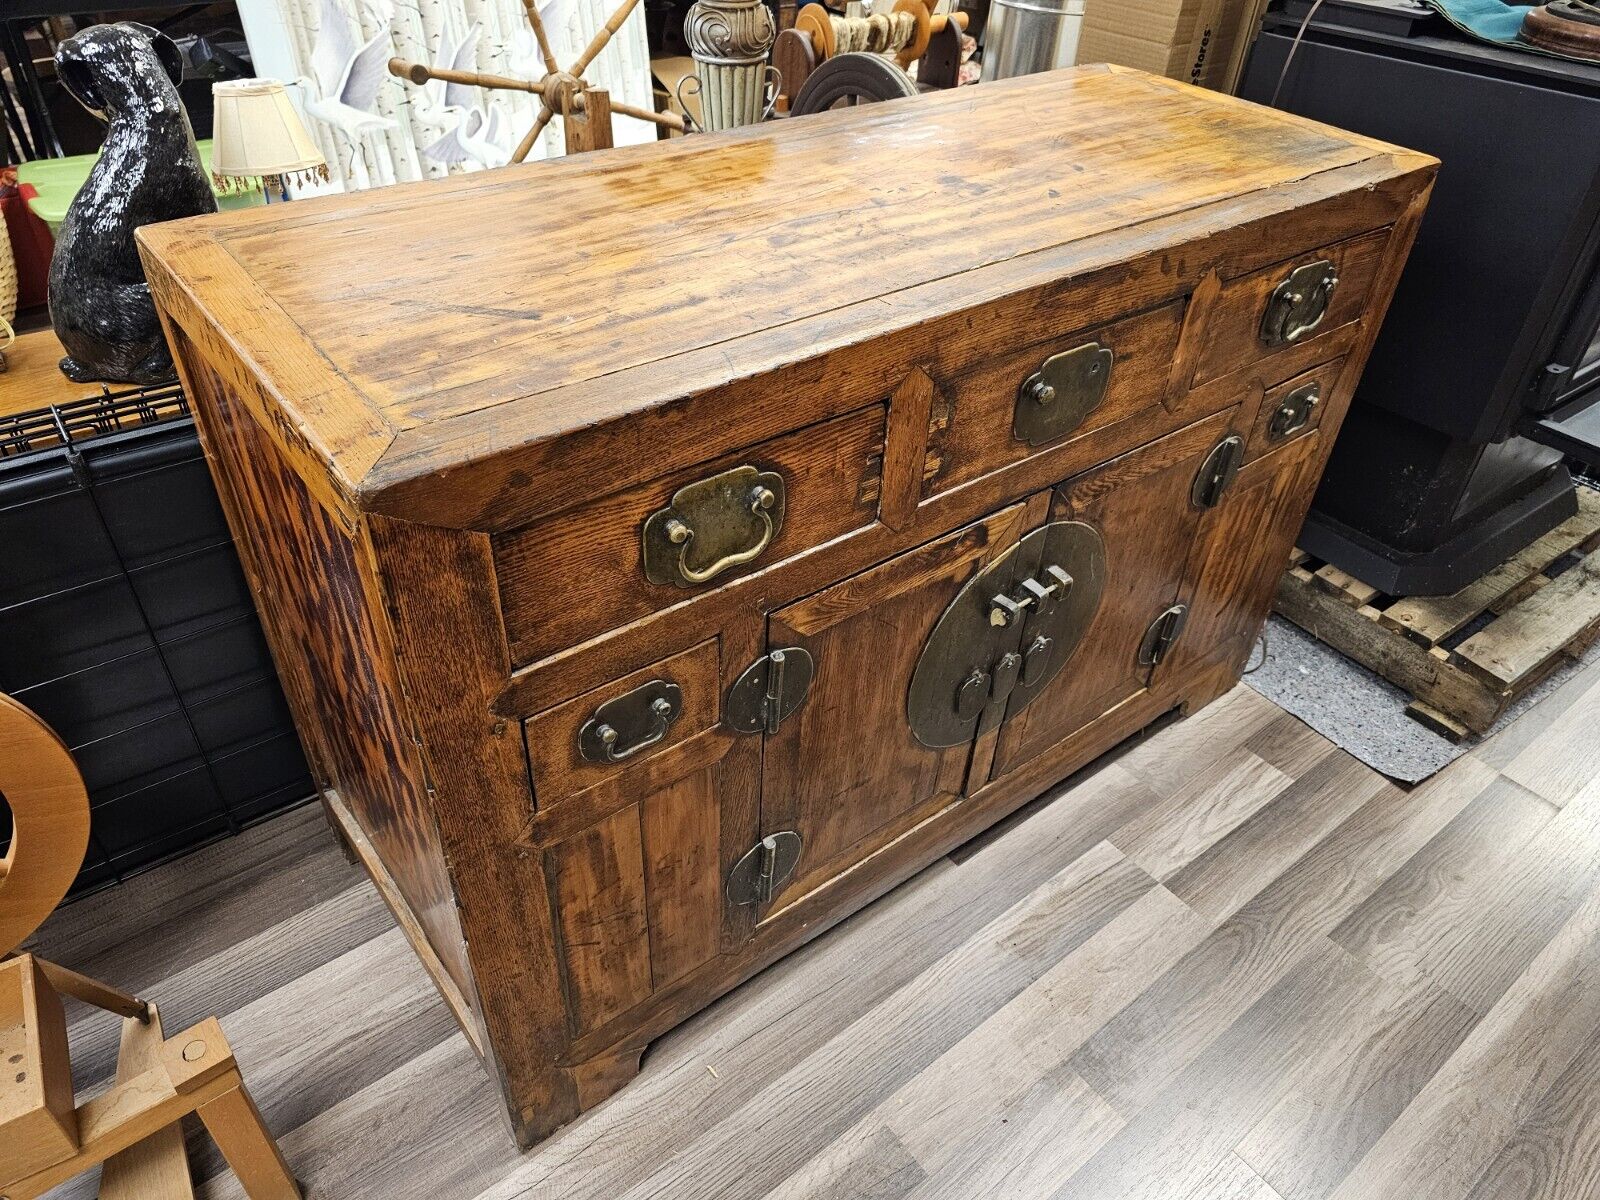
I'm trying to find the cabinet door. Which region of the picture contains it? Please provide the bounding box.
[991,411,1238,780]
[756,504,1029,910]
[1155,432,1322,698]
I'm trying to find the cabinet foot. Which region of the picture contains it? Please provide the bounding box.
[572,1044,646,1110]
[507,1048,645,1149]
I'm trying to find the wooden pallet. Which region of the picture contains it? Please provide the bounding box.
[1273,488,1600,739]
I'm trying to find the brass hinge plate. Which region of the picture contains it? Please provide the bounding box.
[727,831,802,906]
[1192,436,1245,510]
[1139,603,1190,668]
[726,646,814,734]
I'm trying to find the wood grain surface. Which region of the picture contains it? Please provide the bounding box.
[137,66,1433,526]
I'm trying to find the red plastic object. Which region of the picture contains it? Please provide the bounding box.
[2,171,55,311]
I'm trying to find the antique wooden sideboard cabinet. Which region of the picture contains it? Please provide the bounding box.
[139,67,1434,1147]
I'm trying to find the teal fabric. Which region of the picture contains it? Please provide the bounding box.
[1421,0,1600,63]
[1422,0,1538,45]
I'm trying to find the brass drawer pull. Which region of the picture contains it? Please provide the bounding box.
[1261,260,1339,348]
[642,465,787,587]
[1269,381,1321,440]
[577,679,683,764]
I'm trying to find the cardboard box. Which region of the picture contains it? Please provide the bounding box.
[1077,0,1271,93]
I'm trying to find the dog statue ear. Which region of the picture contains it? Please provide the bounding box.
[124,22,186,90]
[55,48,108,118]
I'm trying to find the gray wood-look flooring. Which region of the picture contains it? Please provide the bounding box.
[30,666,1600,1200]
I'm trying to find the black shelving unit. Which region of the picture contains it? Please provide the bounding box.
[0,384,316,893]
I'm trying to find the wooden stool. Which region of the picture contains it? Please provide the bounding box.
[0,693,299,1199]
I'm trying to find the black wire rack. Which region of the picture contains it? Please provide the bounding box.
[0,378,315,894]
[0,381,190,460]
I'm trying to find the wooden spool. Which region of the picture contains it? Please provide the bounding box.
[783,1,969,107]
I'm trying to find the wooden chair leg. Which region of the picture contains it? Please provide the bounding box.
[196,1080,301,1200]
[33,957,151,1022]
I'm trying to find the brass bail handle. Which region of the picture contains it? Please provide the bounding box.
[989,564,1073,627]
[665,483,780,585]
[593,696,676,763]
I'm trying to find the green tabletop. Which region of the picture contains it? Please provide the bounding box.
[17,138,263,233]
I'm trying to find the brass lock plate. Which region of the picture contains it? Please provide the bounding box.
[1260,260,1339,348]
[1269,381,1321,441]
[907,520,1106,748]
[642,465,786,588]
[1013,341,1115,447]
[577,678,683,764]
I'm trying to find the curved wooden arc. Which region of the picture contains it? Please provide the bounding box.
[0,693,90,955]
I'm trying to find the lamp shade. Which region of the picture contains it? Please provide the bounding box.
[211,79,326,182]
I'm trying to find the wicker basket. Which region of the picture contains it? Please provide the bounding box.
[1,219,16,327]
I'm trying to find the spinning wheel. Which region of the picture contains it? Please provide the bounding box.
[0,694,89,956]
[390,0,685,161]
[788,52,919,115]
[0,695,298,1200]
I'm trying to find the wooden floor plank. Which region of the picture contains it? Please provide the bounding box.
[1068,756,1499,1117]
[1330,777,1559,997]
[1053,939,1385,1200]
[1165,751,1393,924]
[595,843,1159,1200]
[1110,752,1295,881]
[1499,671,1600,805]
[1336,777,1600,1016]
[1240,712,1337,780]
[1235,975,1480,1200]
[27,681,1600,1200]
[1459,1022,1600,1200]
[1325,881,1600,1200]
[1117,686,1282,797]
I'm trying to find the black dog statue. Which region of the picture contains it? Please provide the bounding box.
[50,23,217,385]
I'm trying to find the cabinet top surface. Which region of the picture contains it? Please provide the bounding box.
[138,65,1430,512]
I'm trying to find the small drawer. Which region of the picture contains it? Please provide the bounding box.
[1246,357,1345,460]
[524,639,720,809]
[1191,227,1389,388]
[495,405,885,666]
[923,301,1186,501]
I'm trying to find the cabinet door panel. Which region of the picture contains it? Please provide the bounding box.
[547,758,729,1031]
[759,504,1029,908]
[1158,432,1322,693]
[993,410,1237,778]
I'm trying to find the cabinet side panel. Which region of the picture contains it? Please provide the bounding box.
[171,330,478,1026]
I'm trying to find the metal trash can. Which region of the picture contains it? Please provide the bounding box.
[980,0,1086,81]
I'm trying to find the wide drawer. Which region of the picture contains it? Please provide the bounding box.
[495,405,886,666]
[923,301,1186,501]
[1190,227,1389,388]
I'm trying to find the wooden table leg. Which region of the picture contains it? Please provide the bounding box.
[196,1081,301,1200]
